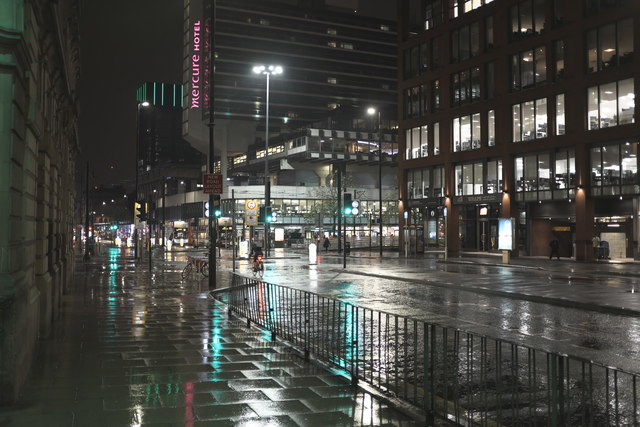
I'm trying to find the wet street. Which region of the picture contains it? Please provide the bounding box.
[0,247,421,427]
[223,248,640,375]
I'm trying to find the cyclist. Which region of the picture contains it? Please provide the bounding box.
[252,245,263,265]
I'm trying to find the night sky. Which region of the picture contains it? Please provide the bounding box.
[78,0,183,185]
[78,0,395,186]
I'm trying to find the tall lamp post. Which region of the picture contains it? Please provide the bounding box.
[253,64,283,257]
[367,107,383,257]
[134,100,150,261]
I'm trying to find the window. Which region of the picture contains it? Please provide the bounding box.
[486,62,495,99]
[452,0,495,17]
[432,79,440,110]
[434,122,441,155]
[587,19,634,73]
[327,28,337,35]
[556,94,565,135]
[340,42,354,50]
[403,42,431,80]
[512,97,548,142]
[555,40,565,79]
[327,77,337,84]
[587,78,635,130]
[405,124,436,159]
[486,16,494,49]
[591,141,639,195]
[405,85,426,119]
[510,0,546,40]
[425,0,444,31]
[516,150,575,200]
[488,110,495,146]
[455,159,501,196]
[431,37,441,69]
[554,148,575,191]
[451,22,480,62]
[511,47,546,90]
[451,67,481,106]
[408,166,445,199]
[453,113,481,152]
[553,0,566,26]
[586,0,635,15]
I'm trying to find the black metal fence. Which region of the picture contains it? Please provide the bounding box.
[216,277,639,426]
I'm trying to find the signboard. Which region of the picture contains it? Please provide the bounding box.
[244,199,259,226]
[498,218,514,251]
[203,173,223,194]
[245,215,258,226]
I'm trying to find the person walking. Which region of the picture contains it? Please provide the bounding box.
[549,239,560,260]
[592,235,601,260]
[323,237,330,252]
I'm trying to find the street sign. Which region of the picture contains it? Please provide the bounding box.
[246,214,258,226]
[245,200,259,226]
[203,173,223,194]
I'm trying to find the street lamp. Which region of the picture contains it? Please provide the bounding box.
[367,107,383,257]
[253,64,283,256]
[134,100,150,261]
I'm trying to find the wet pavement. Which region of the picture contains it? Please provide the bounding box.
[0,247,421,427]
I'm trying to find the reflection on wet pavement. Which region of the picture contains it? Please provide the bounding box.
[0,247,420,426]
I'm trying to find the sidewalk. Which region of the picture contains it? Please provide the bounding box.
[0,249,419,427]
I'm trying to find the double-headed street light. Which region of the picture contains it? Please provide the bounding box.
[367,107,384,257]
[134,100,150,261]
[253,64,283,256]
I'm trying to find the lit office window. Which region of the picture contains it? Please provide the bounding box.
[453,113,481,152]
[425,0,444,31]
[451,67,481,106]
[488,110,495,146]
[587,78,635,130]
[455,160,499,195]
[512,97,548,142]
[556,94,565,135]
[591,141,639,195]
[433,122,441,155]
[408,166,444,199]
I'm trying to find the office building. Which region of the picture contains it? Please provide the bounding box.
[397,0,638,260]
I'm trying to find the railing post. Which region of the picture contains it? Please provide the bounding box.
[550,354,559,427]
[304,292,310,360]
[424,323,434,424]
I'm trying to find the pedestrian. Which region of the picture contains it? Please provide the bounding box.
[549,239,560,260]
[323,237,330,252]
[592,235,600,260]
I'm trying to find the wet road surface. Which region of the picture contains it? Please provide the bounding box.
[219,249,640,375]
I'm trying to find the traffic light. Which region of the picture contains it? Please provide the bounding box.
[213,195,221,217]
[270,210,277,223]
[134,201,147,222]
[343,193,353,215]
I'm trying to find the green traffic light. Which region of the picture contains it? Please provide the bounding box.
[344,207,352,215]
[214,210,221,217]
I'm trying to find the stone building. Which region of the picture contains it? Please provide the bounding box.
[0,0,80,403]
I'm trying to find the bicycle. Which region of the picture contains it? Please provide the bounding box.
[252,255,264,278]
[182,256,209,279]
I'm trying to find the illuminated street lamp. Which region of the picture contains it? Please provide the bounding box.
[367,107,383,257]
[253,64,283,256]
[134,100,150,261]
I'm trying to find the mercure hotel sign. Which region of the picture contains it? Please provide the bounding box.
[190,20,202,109]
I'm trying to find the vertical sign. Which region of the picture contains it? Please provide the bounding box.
[498,218,514,250]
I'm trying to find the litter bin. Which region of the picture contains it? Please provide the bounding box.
[345,242,351,254]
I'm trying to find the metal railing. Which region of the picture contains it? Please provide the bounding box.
[216,278,639,426]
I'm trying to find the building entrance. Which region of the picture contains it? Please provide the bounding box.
[459,204,500,252]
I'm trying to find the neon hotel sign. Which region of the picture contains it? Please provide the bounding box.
[190,20,201,109]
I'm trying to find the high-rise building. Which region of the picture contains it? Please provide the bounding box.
[183,0,398,176]
[397,0,638,261]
